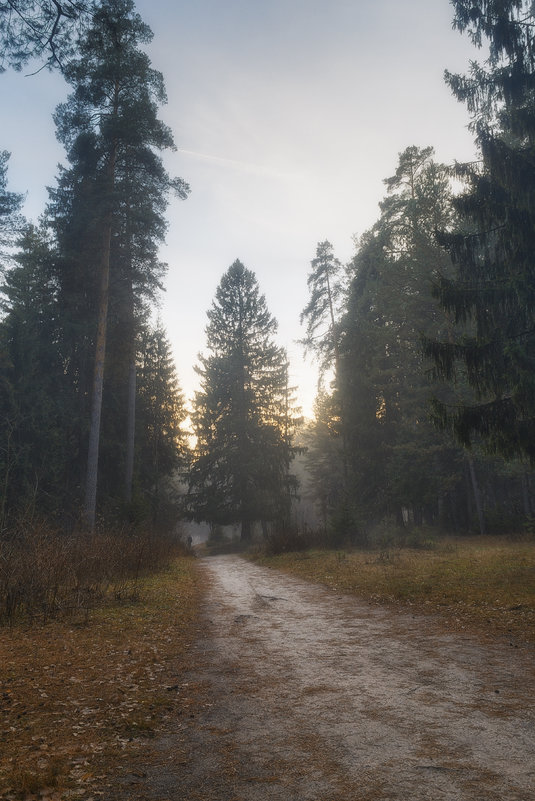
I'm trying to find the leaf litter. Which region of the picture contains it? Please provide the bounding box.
[0,558,202,800]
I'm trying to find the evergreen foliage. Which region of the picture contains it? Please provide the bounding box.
[0,0,91,71]
[0,151,24,269]
[305,148,475,534]
[0,0,189,532]
[346,148,460,523]
[303,389,345,527]
[424,0,535,460]
[132,322,188,528]
[303,143,535,539]
[4,0,535,545]
[300,240,346,375]
[43,0,189,527]
[0,226,71,524]
[189,260,300,540]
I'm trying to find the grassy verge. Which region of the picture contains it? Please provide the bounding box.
[0,556,204,801]
[253,537,535,644]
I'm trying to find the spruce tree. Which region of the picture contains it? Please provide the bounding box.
[0,225,71,522]
[336,147,465,530]
[303,389,345,528]
[425,0,535,460]
[135,322,188,527]
[0,151,24,269]
[189,260,299,540]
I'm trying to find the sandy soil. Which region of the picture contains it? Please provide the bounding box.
[117,555,535,801]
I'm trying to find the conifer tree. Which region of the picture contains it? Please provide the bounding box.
[300,240,348,493]
[0,151,24,269]
[300,240,345,375]
[425,0,535,460]
[335,147,464,530]
[189,260,299,540]
[48,0,188,527]
[303,389,345,528]
[0,225,71,522]
[135,322,188,527]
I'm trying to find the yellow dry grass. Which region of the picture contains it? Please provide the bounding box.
[254,537,535,643]
[0,556,204,800]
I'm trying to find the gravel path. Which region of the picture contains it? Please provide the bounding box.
[123,555,535,801]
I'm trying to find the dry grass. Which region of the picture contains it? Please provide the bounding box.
[0,556,204,800]
[253,537,535,643]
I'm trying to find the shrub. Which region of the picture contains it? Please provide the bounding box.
[367,518,437,551]
[264,524,311,556]
[0,522,185,626]
[324,502,367,549]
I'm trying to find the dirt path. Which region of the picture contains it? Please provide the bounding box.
[122,555,535,801]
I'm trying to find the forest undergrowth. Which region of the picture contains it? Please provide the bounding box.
[0,551,203,800]
[0,524,195,626]
[253,536,535,645]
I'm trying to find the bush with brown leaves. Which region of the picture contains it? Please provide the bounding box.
[0,523,185,626]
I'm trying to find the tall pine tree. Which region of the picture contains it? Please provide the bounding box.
[48,0,188,527]
[300,240,346,375]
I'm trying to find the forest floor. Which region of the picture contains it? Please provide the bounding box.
[1,545,534,800]
[0,558,203,801]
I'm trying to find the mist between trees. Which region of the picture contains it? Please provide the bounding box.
[1,0,535,579]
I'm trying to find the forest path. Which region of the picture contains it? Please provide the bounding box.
[126,554,535,801]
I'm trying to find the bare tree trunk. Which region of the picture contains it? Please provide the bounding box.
[0,419,14,528]
[83,119,118,530]
[467,454,486,536]
[241,519,252,541]
[83,219,113,530]
[521,472,533,519]
[124,350,136,505]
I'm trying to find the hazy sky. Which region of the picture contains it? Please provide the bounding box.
[2,0,480,416]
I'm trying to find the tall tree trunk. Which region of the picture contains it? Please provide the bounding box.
[83,117,118,530]
[237,289,251,540]
[83,219,112,530]
[123,254,136,505]
[521,472,533,519]
[0,419,14,528]
[467,454,486,536]
[124,349,136,505]
[121,184,137,506]
[241,518,251,541]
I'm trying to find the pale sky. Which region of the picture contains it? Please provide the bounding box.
[1,0,480,416]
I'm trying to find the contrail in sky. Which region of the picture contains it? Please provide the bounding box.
[177,148,298,180]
